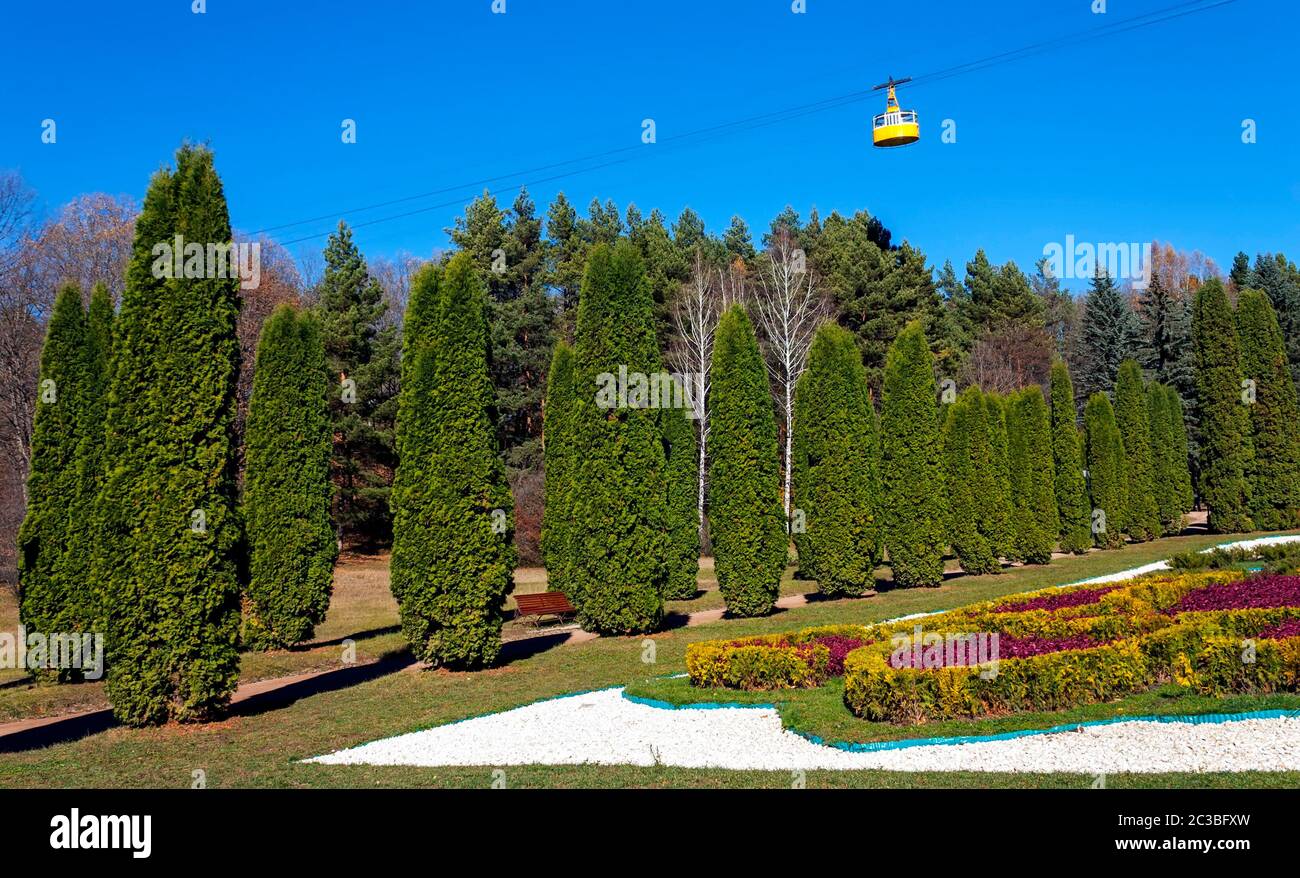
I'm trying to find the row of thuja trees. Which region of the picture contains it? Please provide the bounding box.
[18,147,519,723]
[19,147,339,722]
[542,259,1300,616]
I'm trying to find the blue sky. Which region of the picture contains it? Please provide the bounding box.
[3,0,1296,288]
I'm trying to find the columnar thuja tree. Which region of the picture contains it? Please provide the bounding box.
[95,145,243,724]
[242,304,336,649]
[662,400,701,600]
[65,283,115,633]
[1113,359,1161,542]
[1049,360,1092,553]
[1235,288,1300,529]
[18,284,90,650]
[569,241,669,632]
[1008,386,1058,564]
[389,263,441,614]
[540,340,579,597]
[391,255,516,666]
[1148,381,1194,535]
[981,392,1014,561]
[880,321,947,587]
[792,322,881,596]
[708,304,787,614]
[1192,279,1253,533]
[942,387,998,575]
[1084,392,1127,549]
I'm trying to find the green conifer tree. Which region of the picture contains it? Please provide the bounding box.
[708,304,787,614]
[1148,381,1192,535]
[792,323,882,595]
[94,145,243,724]
[982,391,1015,560]
[18,284,89,654]
[1049,360,1092,553]
[540,341,579,597]
[390,254,516,666]
[1084,392,1127,549]
[314,222,400,546]
[880,321,947,587]
[1008,386,1059,564]
[662,398,701,600]
[1235,288,1300,529]
[942,388,998,574]
[1192,279,1253,533]
[1113,359,1161,541]
[242,304,336,649]
[569,242,669,632]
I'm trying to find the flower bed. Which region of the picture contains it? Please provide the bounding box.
[684,625,871,690]
[992,584,1125,614]
[1260,619,1300,640]
[685,569,1300,723]
[843,638,1147,723]
[1167,574,1300,614]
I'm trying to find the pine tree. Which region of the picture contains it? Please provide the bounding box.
[65,283,114,633]
[18,284,90,655]
[540,341,579,598]
[391,254,515,666]
[723,215,756,262]
[1229,251,1255,291]
[1113,359,1161,541]
[314,221,400,546]
[982,391,1015,560]
[94,145,243,724]
[1235,288,1300,529]
[1136,268,1196,408]
[1148,382,1193,535]
[792,323,882,595]
[1084,392,1127,549]
[942,388,998,574]
[1008,386,1059,564]
[242,304,336,649]
[708,304,787,614]
[880,321,948,587]
[1049,360,1092,553]
[662,399,701,600]
[1192,278,1254,533]
[569,242,670,632]
[1076,268,1141,402]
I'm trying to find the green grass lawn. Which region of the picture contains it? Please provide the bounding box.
[2,527,1299,789]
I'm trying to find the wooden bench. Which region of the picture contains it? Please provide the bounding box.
[513,591,577,626]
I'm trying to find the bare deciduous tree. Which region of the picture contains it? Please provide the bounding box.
[752,230,829,522]
[668,252,743,539]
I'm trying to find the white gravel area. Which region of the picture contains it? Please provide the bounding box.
[308,534,1300,774]
[307,687,1300,773]
[1069,533,1300,587]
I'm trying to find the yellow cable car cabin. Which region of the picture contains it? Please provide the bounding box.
[872,77,919,148]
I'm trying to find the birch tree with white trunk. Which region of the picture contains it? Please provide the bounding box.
[669,253,745,541]
[753,230,829,524]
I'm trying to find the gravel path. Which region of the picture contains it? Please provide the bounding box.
[307,687,1300,772]
[307,535,1300,774]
